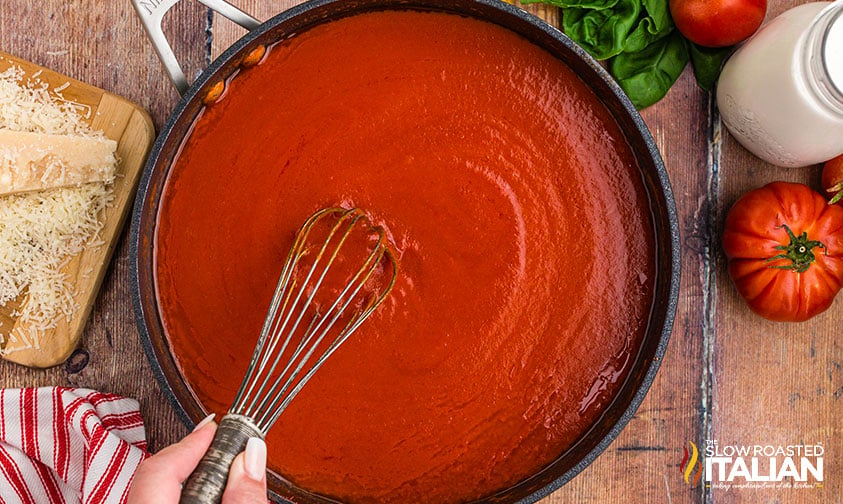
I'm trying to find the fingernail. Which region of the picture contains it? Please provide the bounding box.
[192,413,215,432]
[244,437,267,481]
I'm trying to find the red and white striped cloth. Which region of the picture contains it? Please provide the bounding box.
[0,388,149,504]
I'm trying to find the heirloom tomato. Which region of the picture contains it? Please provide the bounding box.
[722,182,843,322]
[670,0,767,47]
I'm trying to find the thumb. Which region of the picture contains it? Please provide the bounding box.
[222,437,268,504]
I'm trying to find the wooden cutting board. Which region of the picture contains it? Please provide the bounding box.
[0,51,155,368]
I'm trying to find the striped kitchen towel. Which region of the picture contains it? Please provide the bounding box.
[0,388,148,504]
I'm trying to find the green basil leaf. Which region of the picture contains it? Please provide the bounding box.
[609,30,689,109]
[521,0,619,8]
[562,0,642,60]
[688,42,733,91]
[624,0,673,53]
[642,0,671,32]
[624,20,672,53]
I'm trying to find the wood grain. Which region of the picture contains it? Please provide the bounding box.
[0,0,207,452]
[711,2,842,503]
[0,0,837,503]
[0,52,155,368]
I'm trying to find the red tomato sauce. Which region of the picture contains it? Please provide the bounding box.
[155,10,655,503]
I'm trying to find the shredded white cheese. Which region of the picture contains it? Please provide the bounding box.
[0,66,114,353]
[0,67,91,136]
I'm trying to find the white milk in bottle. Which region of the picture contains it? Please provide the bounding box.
[717,1,843,167]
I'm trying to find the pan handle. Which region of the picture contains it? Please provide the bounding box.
[131,0,261,95]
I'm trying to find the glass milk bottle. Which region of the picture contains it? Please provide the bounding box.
[717,1,843,167]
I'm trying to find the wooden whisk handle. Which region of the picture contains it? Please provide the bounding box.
[179,414,265,504]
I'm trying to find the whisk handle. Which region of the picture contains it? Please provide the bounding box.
[179,414,265,504]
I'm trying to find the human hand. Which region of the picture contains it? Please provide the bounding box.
[127,414,268,504]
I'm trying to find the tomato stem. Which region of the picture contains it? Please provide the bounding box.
[765,224,826,273]
[828,182,843,205]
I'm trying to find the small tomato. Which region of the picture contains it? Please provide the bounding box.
[722,182,843,322]
[670,0,767,48]
[821,153,843,205]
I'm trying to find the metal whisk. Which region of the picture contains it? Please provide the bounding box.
[180,207,397,504]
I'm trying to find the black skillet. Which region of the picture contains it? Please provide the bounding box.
[129,0,681,502]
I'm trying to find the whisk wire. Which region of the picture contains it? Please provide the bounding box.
[230,210,322,416]
[250,225,388,429]
[232,207,356,415]
[235,210,353,417]
[229,207,396,432]
[240,210,368,421]
[257,237,391,431]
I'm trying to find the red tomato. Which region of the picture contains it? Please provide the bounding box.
[821,154,843,205]
[722,182,843,322]
[670,0,767,47]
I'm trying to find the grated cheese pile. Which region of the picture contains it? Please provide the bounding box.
[0,65,114,352]
[0,67,92,136]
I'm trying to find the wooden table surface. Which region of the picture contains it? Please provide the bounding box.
[1,1,840,503]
